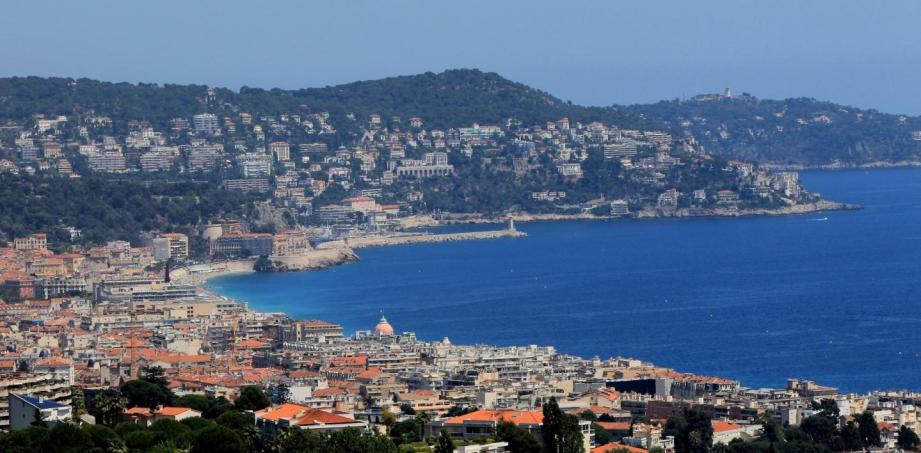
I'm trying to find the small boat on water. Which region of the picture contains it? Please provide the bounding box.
[807,217,829,222]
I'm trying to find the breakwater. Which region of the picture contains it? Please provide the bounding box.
[316,228,526,250]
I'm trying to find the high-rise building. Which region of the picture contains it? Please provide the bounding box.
[269,141,291,161]
[192,113,220,134]
[152,233,189,261]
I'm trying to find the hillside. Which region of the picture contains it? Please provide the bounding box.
[0,70,647,132]
[621,94,921,166]
[1,70,919,165]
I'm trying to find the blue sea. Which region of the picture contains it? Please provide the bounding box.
[208,168,921,393]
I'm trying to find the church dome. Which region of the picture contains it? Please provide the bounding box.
[375,314,394,336]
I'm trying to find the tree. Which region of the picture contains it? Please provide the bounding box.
[840,421,863,451]
[496,420,541,453]
[268,429,325,452]
[799,414,837,446]
[399,403,416,415]
[254,255,276,272]
[139,365,172,402]
[151,418,191,436]
[191,426,244,453]
[82,424,125,452]
[435,430,455,453]
[560,415,586,453]
[811,399,840,420]
[234,385,271,411]
[898,425,920,451]
[217,410,262,452]
[121,379,171,410]
[541,397,584,453]
[856,411,881,448]
[70,386,86,422]
[414,412,432,441]
[755,414,783,443]
[175,393,233,418]
[92,392,127,426]
[380,410,397,434]
[664,409,713,453]
[592,423,612,445]
[390,420,421,444]
[42,423,93,453]
[542,398,564,453]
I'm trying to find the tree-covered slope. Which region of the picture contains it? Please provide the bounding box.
[2,70,920,165]
[622,95,921,166]
[0,69,647,131]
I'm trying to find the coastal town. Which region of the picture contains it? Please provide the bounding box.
[0,83,903,453]
[0,222,919,453]
[0,81,850,248]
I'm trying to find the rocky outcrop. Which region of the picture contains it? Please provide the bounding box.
[271,248,359,270]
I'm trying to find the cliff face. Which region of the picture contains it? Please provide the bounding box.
[271,248,359,271]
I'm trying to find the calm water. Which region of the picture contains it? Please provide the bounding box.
[209,168,921,392]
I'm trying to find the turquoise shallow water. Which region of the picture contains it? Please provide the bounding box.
[209,168,921,392]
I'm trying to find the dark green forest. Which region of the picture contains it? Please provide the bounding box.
[3,70,920,165]
[623,96,921,165]
[0,174,260,247]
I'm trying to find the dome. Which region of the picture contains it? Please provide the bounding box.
[375,314,394,336]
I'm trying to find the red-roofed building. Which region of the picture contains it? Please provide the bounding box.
[253,403,367,438]
[430,409,593,451]
[593,442,648,453]
[123,406,202,426]
[284,320,344,343]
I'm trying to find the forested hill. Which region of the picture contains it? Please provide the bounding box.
[621,95,921,166]
[0,69,648,131]
[2,70,920,165]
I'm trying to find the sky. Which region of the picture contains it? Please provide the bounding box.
[2,0,920,114]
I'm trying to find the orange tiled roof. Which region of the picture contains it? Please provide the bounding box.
[596,421,631,431]
[158,406,196,416]
[256,403,307,421]
[593,443,648,453]
[712,421,742,433]
[444,409,543,426]
[294,409,357,426]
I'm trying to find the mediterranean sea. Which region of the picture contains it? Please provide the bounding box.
[208,168,921,393]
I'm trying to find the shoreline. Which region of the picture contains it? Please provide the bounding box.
[400,199,859,228]
[761,160,921,171]
[187,199,856,296]
[179,199,909,393]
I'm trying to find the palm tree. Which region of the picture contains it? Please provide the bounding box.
[93,392,127,426]
[415,411,432,440]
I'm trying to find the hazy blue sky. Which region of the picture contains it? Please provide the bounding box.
[2,0,920,114]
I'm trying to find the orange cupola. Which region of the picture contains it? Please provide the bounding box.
[375,313,394,336]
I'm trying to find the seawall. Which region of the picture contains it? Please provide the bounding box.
[316,228,526,250]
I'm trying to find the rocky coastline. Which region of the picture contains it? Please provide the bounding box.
[400,199,860,227]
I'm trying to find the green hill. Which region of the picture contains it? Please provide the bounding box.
[2,70,920,165]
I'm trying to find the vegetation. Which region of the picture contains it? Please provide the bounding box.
[0,173,260,249]
[234,386,271,411]
[0,70,648,133]
[656,399,887,453]
[541,397,584,453]
[898,425,920,450]
[253,255,277,273]
[3,71,918,166]
[624,95,921,165]
[664,408,713,453]
[496,420,542,453]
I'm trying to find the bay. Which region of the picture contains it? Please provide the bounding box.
[208,168,921,392]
